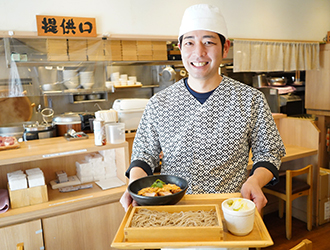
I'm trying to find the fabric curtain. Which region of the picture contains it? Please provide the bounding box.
[233,39,320,72]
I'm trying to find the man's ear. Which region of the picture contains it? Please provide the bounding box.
[222,39,231,59]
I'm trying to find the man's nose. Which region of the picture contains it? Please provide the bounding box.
[194,43,206,57]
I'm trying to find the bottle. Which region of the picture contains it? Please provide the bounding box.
[93,119,106,146]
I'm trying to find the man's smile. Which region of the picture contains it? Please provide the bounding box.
[191,62,208,67]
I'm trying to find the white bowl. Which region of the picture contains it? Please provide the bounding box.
[81,82,94,89]
[222,198,255,236]
[64,80,79,90]
[105,81,114,89]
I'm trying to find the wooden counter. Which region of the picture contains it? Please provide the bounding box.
[0,134,129,228]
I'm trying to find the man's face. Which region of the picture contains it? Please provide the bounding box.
[180,30,230,81]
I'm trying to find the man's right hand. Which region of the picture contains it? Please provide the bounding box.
[120,166,148,211]
[120,189,139,211]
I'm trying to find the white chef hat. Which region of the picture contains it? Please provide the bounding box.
[178,4,228,40]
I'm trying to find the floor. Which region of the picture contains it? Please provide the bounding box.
[254,212,330,249]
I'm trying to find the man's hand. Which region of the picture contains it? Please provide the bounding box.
[241,167,274,213]
[120,190,138,212]
[119,167,148,211]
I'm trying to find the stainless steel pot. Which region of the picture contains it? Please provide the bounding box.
[160,66,176,81]
[267,77,287,86]
[0,122,25,139]
[23,122,56,141]
[252,74,268,88]
[53,113,82,136]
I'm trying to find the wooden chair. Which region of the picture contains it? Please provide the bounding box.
[290,239,312,250]
[263,164,313,240]
[16,242,24,250]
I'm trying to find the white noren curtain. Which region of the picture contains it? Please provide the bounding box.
[233,40,320,72]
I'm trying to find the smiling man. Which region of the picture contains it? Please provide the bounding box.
[120,4,285,220]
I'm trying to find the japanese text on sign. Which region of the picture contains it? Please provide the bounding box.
[36,15,97,37]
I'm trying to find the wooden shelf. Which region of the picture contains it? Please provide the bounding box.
[114,84,142,89]
[0,134,127,165]
[0,134,130,227]
[0,184,126,227]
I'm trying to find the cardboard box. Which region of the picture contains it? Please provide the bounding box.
[124,204,223,242]
[320,168,330,200]
[8,184,48,209]
[318,168,330,225]
[319,198,330,225]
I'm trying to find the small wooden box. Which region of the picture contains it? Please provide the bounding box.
[124,204,223,242]
[87,40,105,61]
[152,41,167,60]
[47,39,68,61]
[104,40,122,61]
[68,39,87,61]
[8,184,48,209]
[29,185,48,205]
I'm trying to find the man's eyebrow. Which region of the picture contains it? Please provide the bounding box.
[183,35,194,40]
[183,35,217,40]
[203,35,217,39]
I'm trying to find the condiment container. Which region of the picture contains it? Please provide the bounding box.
[221,198,256,236]
[93,119,106,146]
[106,123,125,144]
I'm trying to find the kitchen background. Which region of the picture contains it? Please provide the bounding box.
[0,0,329,136]
[1,0,329,41]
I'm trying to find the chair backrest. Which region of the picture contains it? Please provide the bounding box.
[290,239,312,250]
[286,164,313,194]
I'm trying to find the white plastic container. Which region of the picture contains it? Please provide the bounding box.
[112,99,149,131]
[107,123,125,144]
[221,198,256,236]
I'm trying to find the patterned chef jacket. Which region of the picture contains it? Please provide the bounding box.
[126,76,286,194]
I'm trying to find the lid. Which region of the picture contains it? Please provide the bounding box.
[53,112,81,125]
[24,123,55,132]
[113,98,149,111]
[0,90,32,125]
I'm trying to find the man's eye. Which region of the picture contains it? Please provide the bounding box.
[205,41,216,45]
[184,41,193,46]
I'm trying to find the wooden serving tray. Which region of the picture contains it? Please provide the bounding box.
[124,204,222,242]
[112,193,273,249]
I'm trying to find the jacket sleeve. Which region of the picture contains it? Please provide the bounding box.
[126,98,162,177]
[249,91,286,185]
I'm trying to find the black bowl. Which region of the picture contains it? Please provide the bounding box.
[128,175,188,206]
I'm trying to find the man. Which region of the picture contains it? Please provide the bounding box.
[120,4,285,214]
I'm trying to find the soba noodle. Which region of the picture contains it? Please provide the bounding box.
[130,209,218,227]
